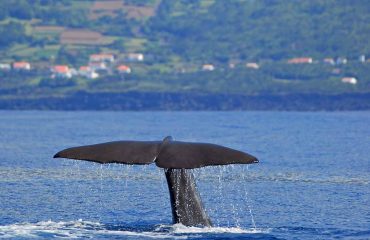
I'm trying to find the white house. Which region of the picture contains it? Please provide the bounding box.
[126,53,144,62]
[202,64,215,71]
[246,62,259,69]
[341,77,357,85]
[359,55,366,63]
[336,57,347,65]
[79,66,99,79]
[0,63,11,70]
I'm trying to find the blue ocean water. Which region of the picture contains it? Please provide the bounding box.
[0,111,369,239]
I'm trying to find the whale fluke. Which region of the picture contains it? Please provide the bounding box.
[156,141,258,169]
[53,141,161,165]
[54,136,258,169]
[54,136,258,227]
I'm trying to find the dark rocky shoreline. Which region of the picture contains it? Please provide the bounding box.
[0,91,369,111]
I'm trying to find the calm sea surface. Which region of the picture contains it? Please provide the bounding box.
[0,111,369,239]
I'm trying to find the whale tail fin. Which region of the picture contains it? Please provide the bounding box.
[53,136,258,227]
[53,140,161,165]
[54,136,258,169]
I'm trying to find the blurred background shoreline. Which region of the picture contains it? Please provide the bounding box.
[1,91,370,110]
[0,0,369,110]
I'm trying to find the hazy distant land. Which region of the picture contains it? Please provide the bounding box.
[0,0,369,110]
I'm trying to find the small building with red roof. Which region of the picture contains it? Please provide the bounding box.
[79,66,90,72]
[51,65,72,78]
[13,61,31,70]
[116,65,131,74]
[287,58,313,64]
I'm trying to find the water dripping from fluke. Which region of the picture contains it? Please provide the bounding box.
[54,136,259,228]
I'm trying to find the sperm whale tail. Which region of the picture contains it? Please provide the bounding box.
[54,136,258,227]
[54,136,258,168]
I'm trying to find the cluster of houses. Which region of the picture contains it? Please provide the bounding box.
[286,56,366,85]
[0,61,32,71]
[201,62,260,71]
[0,52,144,80]
[201,55,368,85]
[201,62,260,72]
[286,56,354,65]
[0,54,367,85]
[50,53,143,79]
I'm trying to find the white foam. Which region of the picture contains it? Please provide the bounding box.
[157,223,270,234]
[0,220,269,239]
[0,220,178,239]
[0,220,96,239]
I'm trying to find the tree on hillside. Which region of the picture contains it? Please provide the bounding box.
[0,22,28,49]
[8,0,33,19]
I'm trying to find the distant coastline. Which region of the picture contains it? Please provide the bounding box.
[0,91,369,111]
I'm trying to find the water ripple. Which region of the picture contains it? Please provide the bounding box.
[0,220,272,239]
[0,167,368,185]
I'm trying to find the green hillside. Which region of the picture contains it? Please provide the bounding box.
[0,0,369,101]
[149,0,370,61]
